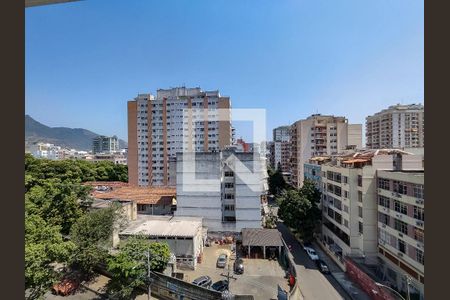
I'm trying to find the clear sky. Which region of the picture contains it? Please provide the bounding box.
[26,0,424,142]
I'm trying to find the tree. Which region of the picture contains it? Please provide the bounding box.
[277,179,321,242]
[106,237,171,299]
[70,204,124,277]
[268,168,288,196]
[25,213,75,300]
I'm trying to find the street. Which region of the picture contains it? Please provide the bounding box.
[277,222,351,300]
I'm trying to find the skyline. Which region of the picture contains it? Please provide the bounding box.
[25,0,424,142]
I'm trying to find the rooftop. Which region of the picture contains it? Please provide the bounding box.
[242,228,284,247]
[86,182,176,205]
[120,215,203,238]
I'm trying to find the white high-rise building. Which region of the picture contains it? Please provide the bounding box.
[127,87,232,187]
[290,114,362,188]
[272,126,290,171]
[366,104,424,149]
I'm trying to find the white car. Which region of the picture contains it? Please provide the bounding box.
[304,247,319,260]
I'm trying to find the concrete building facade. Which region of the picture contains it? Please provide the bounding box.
[92,135,119,154]
[175,149,268,232]
[127,87,232,187]
[376,170,424,299]
[318,150,423,266]
[366,104,424,149]
[289,114,362,188]
[272,126,291,172]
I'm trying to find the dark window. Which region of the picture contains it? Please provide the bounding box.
[416,249,424,265]
[393,180,408,195]
[379,212,390,225]
[398,239,406,254]
[414,206,424,221]
[378,178,390,190]
[379,196,390,208]
[357,175,362,187]
[358,206,363,218]
[358,222,363,234]
[394,200,407,215]
[358,191,363,202]
[394,219,408,235]
[413,184,424,199]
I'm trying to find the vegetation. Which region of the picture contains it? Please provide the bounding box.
[268,167,289,196]
[70,204,125,277]
[277,179,321,242]
[25,154,128,299]
[106,237,171,299]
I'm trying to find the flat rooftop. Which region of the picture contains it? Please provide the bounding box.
[120,215,203,238]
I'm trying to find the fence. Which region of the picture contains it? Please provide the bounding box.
[345,258,395,300]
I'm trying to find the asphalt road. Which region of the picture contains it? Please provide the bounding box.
[277,223,352,300]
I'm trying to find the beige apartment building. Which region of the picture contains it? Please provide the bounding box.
[376,170,424,299]
[290,114,362,188]
[127,87,232,186]
[366,104,424,149]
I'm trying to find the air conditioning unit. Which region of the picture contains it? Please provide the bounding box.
[398,252,403,257]
[416,199,424,205]
[396,214,402,219]
[382,224,386,228]
[398,232,403,238]
[416,220,424,227]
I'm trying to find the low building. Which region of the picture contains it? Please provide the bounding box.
[119,215,206,269]
[91,153,127,165]
[87,182,176,215]
[241,228,285,259]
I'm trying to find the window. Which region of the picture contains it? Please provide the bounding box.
[379,229,391,244]
[414,228,424,243]
[344,190,349,198]
[327,171,341,183]
[379,212,390,225]
[413,184,424,199]
[414,206,424,221]
[394,219,408,235]
[224,205,235,211]
[378,178,390,190]
[343,176,348,184]
[394,200,407,215]
[398,239,406,254]
[358,222,363,234]
[343,205,349,213]
[327,183,341,197]
[224,194,234,199]
[224,183,234,188]
[379,196,390,208]
[224,171,234,177]
[358,206,363,218]
[333,198,342,210]
[358,191,363,202]
[393,180,408,195]
[416,249,424,265]
[334,212,342,224]
[357,175,362,187]
[344,219,349,228]
[137,204,147,212]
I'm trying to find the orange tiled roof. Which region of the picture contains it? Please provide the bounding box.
[84,181,129,188]
[87,182,176,205]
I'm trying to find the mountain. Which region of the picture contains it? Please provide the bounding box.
[25,115,127,151]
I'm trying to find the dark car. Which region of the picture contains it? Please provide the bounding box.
[211,280,229,292]
[234,257,244,274]
[192,275,212,288]
[315,259,330,274]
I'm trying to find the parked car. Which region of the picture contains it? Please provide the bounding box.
[234,257,244,274]
[304,247,319,260]
[315,259,330,273]
[211,280,229,292]
[192,276,212,288]
[216,254,228,268]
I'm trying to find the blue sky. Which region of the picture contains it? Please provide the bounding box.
[26,0,424,142]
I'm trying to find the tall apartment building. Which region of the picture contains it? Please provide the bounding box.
[376,170,424,299]
[127,87,232,186]
[366,104,424,149]
[175,149,268,232]
[92,135,119,154]
[272,126,291,172]
[290,114,362,188]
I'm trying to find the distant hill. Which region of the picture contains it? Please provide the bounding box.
[25,115,127,151]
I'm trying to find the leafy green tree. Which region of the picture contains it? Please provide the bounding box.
[70,204,124,276]
[268,168,289,196]
[277,179,321,242]
[25,213,75,300]
[106,237,170,299]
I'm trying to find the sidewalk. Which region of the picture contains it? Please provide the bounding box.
[312,241,371,300]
